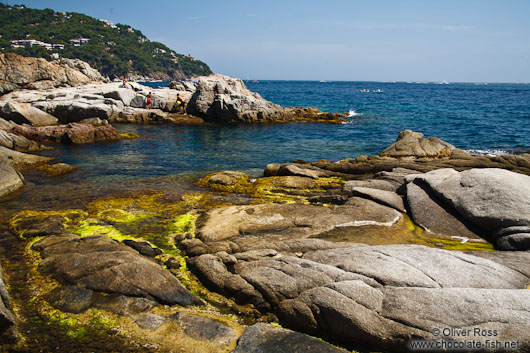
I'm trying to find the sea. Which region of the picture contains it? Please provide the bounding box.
[2,80,530,211]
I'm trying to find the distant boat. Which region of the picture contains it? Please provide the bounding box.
[440,80,449,84]
[320,80,327,83]
[360,89,370,93]
[373,89,384,93]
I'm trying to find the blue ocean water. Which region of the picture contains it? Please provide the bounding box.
[39,81,530,184]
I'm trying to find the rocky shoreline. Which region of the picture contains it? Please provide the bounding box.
[0,54,529,352]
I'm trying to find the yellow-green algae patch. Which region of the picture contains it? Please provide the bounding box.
[404,217,494,251]
[119,132,140,139]
[169,213,197,234]
[9,209,87,239]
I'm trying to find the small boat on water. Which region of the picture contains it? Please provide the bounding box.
[360,89,370,93]
[373,89,384,93]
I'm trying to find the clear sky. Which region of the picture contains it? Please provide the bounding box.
[10,0,530,82]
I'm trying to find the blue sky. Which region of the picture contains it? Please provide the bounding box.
[12,0,530,82]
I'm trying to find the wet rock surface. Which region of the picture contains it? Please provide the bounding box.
[0,263,18,342]
[0,157,24,198]
[32,234,203,306]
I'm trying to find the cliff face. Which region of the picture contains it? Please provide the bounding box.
[0,53,107,95]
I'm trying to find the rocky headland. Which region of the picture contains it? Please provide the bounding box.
[0,127,529,352]
[0,54,529,352]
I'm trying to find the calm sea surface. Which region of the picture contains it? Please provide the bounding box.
[2,80,530,211]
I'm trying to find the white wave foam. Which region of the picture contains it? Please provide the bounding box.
[348,109,363,117]
[465,149,509,156]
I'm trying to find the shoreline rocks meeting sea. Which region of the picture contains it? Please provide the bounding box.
[0,54,529,352]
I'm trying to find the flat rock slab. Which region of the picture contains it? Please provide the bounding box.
[170,312,236,346]
[348,186,406,212]
[232,323,347,353]
[32,234,202,306]
[407,168,530,250]
[197,201,401,242]
[11,123,121,144]
[189,242,530,351]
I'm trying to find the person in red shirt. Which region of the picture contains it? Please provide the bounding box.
[146,92,152,110]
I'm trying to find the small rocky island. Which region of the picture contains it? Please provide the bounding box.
[0,54,528,352]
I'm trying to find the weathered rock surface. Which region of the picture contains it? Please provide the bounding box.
[0,102,58,126]
[0,263,18,342]
[189,241,530,352]
[170,312,236,345]
[348,186,405,212]
[0,145,51,165]
[0,157,24,198]
[197,201,401,242]
[32,234,203,306]
[406,179,483,239]
[0,53,106,95]
[0,129,42,152]
[233,323,347,353]
[381,129,456,158]
[122,239,162,258]
[407,168,530,250]
[47,285,158,315]
[11,123,121,144]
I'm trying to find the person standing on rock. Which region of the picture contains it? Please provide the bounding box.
[146,92,152,110]
[176,93,187,114]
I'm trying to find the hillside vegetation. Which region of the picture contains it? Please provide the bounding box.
[0,4,213,79]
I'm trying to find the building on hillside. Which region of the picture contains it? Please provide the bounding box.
[52,44,65,50]
[69,38,90,46]
[50,53,60,59]
[186,54,195,61]
[154,48,166,54]
[10,39,54,50]
[99,19,117,29]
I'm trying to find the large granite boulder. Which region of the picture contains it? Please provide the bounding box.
[187,74,286,122]
[381,130,455,158]
[0,157,24,198]
[0,53,106,95]
[32,234,202,306]
[405,179,483,239]
[11,123,121,144]
[52,58,106,83]
[407,168,530,250]
[189,242,530,352]
[103,88,138,106]
[0,102,58,126]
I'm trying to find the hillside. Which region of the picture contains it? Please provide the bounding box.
[0,4,213,79]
